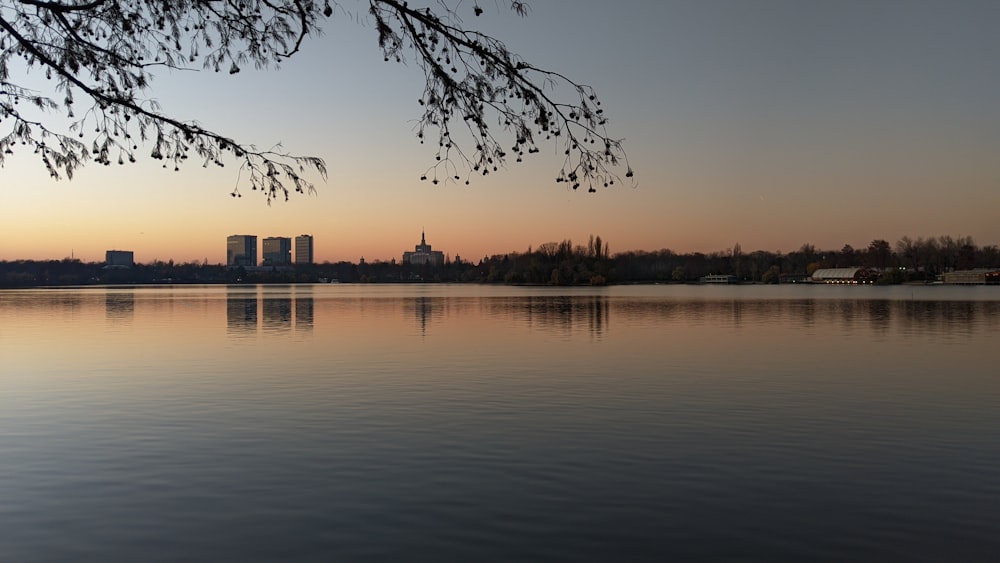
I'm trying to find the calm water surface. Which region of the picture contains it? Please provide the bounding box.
[2,284,999,561]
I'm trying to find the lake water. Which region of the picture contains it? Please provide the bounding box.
[2,284,999,561]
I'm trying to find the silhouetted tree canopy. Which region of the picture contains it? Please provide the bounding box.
[0,0,632,201]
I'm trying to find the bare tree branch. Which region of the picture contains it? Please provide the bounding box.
[1,0,632,202]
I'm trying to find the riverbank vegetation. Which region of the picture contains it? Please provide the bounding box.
[2,235,998,288]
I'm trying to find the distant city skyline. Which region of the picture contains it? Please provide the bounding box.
[14,230,999,267]
[227,234,309,267]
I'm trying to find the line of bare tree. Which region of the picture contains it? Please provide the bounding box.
[2,234,998,287]
[474,235,999,285]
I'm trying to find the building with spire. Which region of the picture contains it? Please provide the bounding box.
[402,230,445,266]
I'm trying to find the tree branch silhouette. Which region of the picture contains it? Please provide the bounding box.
[1,0,632,202]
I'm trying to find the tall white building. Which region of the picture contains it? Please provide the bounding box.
[227,235,257,267]
[295,234,314,265]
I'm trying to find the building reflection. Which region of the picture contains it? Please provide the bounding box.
[226,288,258,334]
[406,296,442,336]
[104,290,134,323]
[728,299,744,329]
[225,288,1000,340]
[294,286,314,332]
[262,296,293,333]
[227,286,317,334]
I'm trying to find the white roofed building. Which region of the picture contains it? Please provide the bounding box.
[810,267,877,284]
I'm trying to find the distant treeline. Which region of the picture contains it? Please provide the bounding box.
[2,235,998,288]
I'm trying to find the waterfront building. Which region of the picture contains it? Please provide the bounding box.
[941,269,1000,285]
[227,235,257,267]
[402,230,445,266]
[263,237,292,265]
[295,234,314,265]
[700,274,737,284]
[810,267,877,284]
[105,250,134,268]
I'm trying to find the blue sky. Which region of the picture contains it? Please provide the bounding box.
[2,0,999,263]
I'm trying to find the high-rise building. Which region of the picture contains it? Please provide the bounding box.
[295,234,314,265]
[263,237,292,265]
[402,230,445,266]
[105,250,134,267]
[227,235,257,267]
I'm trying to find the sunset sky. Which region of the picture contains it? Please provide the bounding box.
[2,0,999,264]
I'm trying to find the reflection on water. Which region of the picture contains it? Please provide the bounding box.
[2,284,997,340]
[295,287,313,333]
[226,287,258,333]
[603,296,1000,337]
[104,291,134,322]
[225,286,314,334]
[503,295,610,338]
[1,284,999,561]
[406,296,440,336]
[263,295,292,333]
